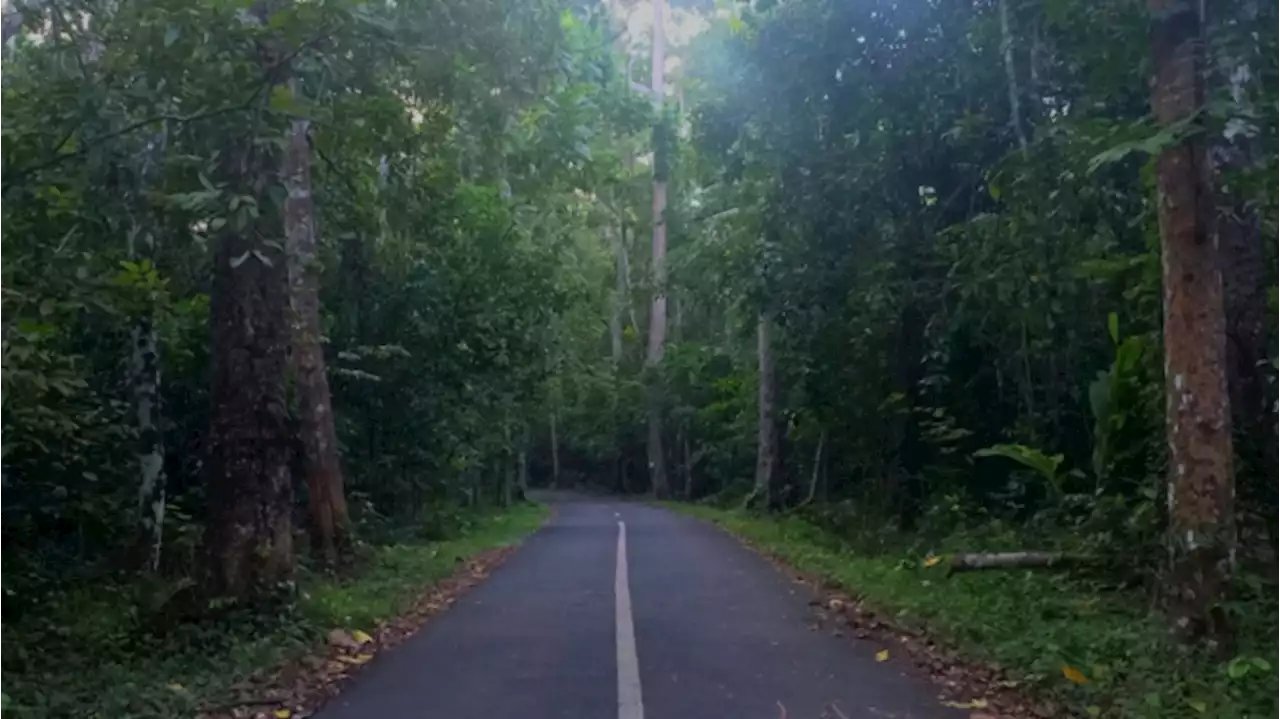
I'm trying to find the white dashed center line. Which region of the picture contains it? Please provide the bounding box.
[615,520,645,719]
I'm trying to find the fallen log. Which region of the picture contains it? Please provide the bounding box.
[947,551,1087,576]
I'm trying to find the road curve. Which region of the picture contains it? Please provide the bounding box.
[316,495,962,719]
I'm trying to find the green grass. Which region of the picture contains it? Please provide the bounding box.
[668,504,1277,719]
[3,503,547,718]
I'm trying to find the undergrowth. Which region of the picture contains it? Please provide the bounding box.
[1,503,547,718]
[671,504,1278,719]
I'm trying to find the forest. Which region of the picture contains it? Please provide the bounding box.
[1,0,1276,716]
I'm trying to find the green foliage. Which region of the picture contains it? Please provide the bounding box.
[973,444,1066,496]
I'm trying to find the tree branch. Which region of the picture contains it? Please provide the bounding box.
[947,551,1088,575]
[3,95,266,193]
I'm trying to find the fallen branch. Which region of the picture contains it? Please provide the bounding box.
[947,551,1087,575]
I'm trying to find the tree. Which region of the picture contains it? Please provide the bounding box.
[747,306,780,510]
[285,81,349,565]
[1147,0,1235,641]
[1209,0,1277,528]
[202,7,297,599]
[645,0,670,498]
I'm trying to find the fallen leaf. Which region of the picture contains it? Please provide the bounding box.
[335,653,374,666]
[828,598,845,611]
[1062,665,1089,684]
[923,556,943,568]
[165,682,186,693]
[875,649,889,662]
[273,710,291,719]
[350,629,374,645]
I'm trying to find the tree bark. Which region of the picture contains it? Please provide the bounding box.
[129,123,168,573]
[203,6,296,599]
[498,457,512,507]
[131,316,166,572]
[203,149,294,600]
[803,428,826,506]
[285,104,349,566]
[748,308,780,511]
[549,410,561,489]
[948,551,1084,574]
[1209,0,1276,530]
[1148,0,1235,643]
[609,222,625,365]
[645,0,670,499]
[681,433,693,500]
[999,0,1028,154]
[517,423,530,502]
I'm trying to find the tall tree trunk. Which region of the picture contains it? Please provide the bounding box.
[645,0,670,498]
[72,7,169,572]
[1148,0,1235,643]
[608,221,628,494]
[999,0,1028,154]
[1209,0,1276,538]
[549,410,561,489]
[130,125,168,573]
[285,102,349,566]
[203,8,296,599]
[748,308,780,511]
[203,151,294,600]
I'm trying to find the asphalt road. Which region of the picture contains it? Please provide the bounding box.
[316,495,962,719]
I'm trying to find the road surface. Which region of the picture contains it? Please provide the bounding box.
[316,495,962,719]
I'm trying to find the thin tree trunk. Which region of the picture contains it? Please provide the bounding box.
[999,0,1028,154]
[1148,0,1235,643]
[681,433,692,500]
[748,308,780,511]
[645,0,670,499]
[549,410,561,489]
[673,423,686,498]
[517,423,530,502]
[285,103,349,565]
[609,222,625,364]
[496,458,511,507]
[619,224,640,332]
[130,122,168,573]
[71,7,169,573]
[608,218,626,493]
[131,316,166,572]
[804,428,826,506]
